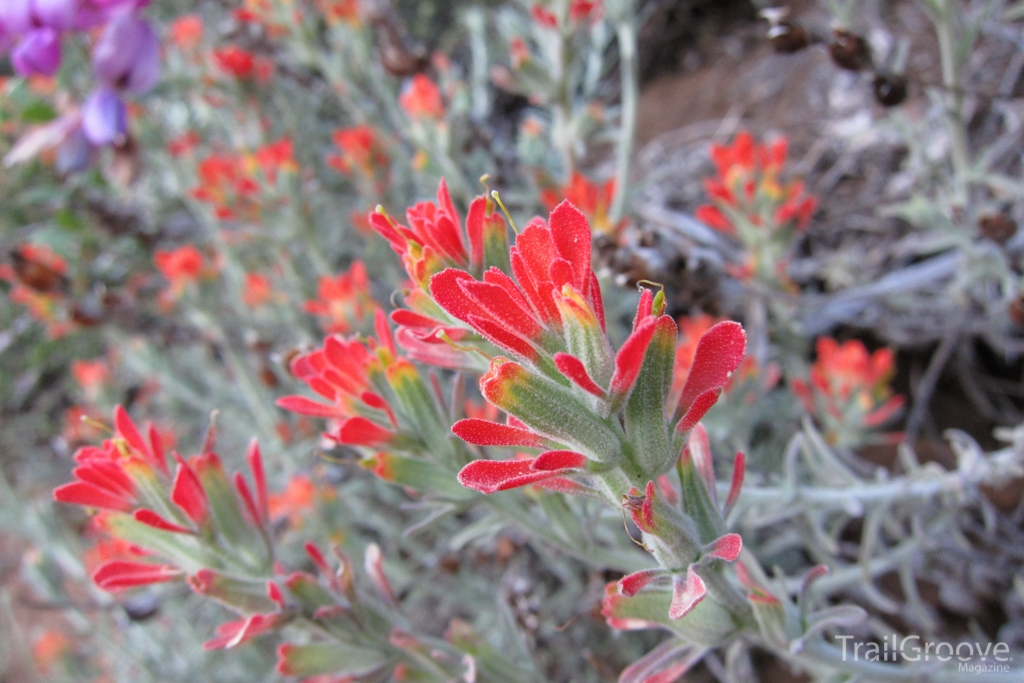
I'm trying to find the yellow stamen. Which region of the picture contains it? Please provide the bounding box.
[490,190,519,235]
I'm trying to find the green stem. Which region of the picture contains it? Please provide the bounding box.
[929,0,970,202]
[609,18,638,226]
[486,495,646,573]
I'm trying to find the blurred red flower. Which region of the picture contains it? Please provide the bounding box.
[399,74,444,119]
[303,260,375,333]
[169,15,203,51]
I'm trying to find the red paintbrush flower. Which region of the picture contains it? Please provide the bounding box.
[54,407,274,591]
[540,172,621,236]
[328,125,388,180]
[278,310,401,447]
[155,244,205,283]
[213,46,256,79]
[169,15,203,51]
[302,261,375,333]
[791,337,904,447]
[696,130,816,238]
[426,198,605,364]
[399,74,444,119]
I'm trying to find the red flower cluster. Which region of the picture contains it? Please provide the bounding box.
[53,407,272,591]
[190,138,296,220]
[169,15,203,52]
[213,46,273,83]
[399,74,444,119]
[302,260,375,333]
[540,172,621,236]
[327,124,389,187]
[695,131,816,236]
[531,1,602,28]
[278,310,402,448]
[792,337,904,447]
[154,244,211,302]
[318,0,361,26]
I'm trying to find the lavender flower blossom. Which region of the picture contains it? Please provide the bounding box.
[82,85,127,145]
[33,0,81,31]
[92,10,160,94]
[11,28,61,76]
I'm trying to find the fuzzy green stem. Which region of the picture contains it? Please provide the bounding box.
[609,17,638,227]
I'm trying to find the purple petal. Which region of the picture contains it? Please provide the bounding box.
[82,86,126,145]
[56,124,97,174]
[91,11,160,93]
[12,28,62,77]
[0,0,33,36]
[33,0,81,31]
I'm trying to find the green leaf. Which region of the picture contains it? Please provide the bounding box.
[277,642,389,678]
[21,100,58,124]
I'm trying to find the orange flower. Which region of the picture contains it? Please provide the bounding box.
[71,359,109,399]
[328,125,388,182]
[810,338,896,403]
[302,260,375,333]
[213,46,256,78]
[399,74,444,119]
[168,130,201,157]
[32,631,72,673]
[169,15,203,51]
[243,273,274,307]
[540,172,621,235]
[268,475,316,527]
[254,138,297,182]
[155,245,205,283]
[697,131,816,236]
[319,0,361,25]
[791,337,904,447]
[190,144,291,220]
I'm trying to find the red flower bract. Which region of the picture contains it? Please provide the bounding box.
[427,199,604,362]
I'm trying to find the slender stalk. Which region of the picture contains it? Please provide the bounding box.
[486,495,647,573]
[609,17,638,226]
[928,0,971,201]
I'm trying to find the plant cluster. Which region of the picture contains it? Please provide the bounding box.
[1,1,1023,683]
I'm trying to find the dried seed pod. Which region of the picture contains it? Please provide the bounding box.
[10,250,68,293]
[872,72,907,106]
[761,7,810,54]
[768,21,809,54]
[978,213,1018,245]
[829,29,870,71]
[259,363,279,388]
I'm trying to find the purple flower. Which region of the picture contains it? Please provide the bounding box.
[57,123,97,174]
[11,28,62,76]
[82,86,127,145]
[0,0,33,36]
[33,0,81,32]
[73,0,148,30]
[91,10,160,94]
